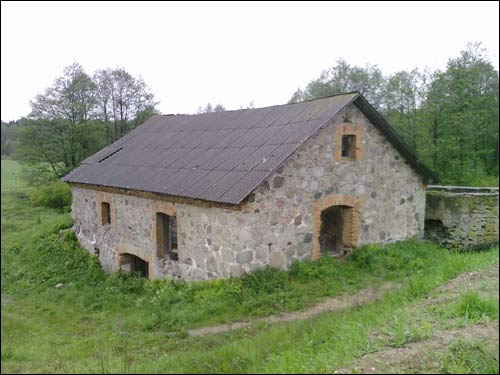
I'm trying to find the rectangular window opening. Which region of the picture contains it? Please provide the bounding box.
[341,134,356,158]
[156,213,178,261]
[101,202,111,225]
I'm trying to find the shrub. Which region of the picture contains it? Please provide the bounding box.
[241,266,289,295]
[29,182,72,209]
[20,164,59,186]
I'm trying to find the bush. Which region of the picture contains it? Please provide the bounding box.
[20,164,58,186]
[29,182,72,209]
[241,266,289,295]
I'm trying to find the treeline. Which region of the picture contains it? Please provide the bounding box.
[290,43,499,186]
[3,63,158,177]
[2,43,498,186]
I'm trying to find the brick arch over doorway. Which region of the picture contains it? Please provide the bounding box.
[312,194,362,260]
[115,243,153,279]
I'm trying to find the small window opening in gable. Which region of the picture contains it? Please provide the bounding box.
[156,213,178,261]
[341,134,356,159]
[100,202,111,225]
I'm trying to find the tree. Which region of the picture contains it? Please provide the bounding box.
[197,102,225,113]
[422,43,499,184]
[383,69,429,151]
[94,68,158,142]
[289,59,386,109]
[213,104,226,112]
[30,63,98,124]
[20,63,98,171]
[18,63,159,177]
[289,45,499,186]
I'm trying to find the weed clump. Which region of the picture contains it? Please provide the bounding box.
[456,292,499,321]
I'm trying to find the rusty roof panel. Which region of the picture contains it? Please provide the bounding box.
[62,93,361,203]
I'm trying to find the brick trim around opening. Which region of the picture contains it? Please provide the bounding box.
[151,201,180,259]
[96,191,114,226]
[115,243,154,279]
[312,194,362,260]
[334,123,366,162]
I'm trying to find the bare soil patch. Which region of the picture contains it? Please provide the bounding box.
[334,263,499,374]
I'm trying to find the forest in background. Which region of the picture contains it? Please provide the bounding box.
[1,43,498,186]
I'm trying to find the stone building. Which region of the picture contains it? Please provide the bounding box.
[63,92,435,280]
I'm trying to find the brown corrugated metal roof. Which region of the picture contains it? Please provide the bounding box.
[62,92,436,204]
[63,93,358,204]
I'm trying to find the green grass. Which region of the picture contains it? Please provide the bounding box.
[456,292,499,322]
[384,314,434,348]
[1,159,499,373]
[437,340,499,374]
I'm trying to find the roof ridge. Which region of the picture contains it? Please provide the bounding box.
[160,91,360,117]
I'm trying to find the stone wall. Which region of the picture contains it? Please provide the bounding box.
[425,186,499,249]
[71,102,426,281]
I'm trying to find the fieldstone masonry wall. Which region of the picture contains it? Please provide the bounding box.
[71,103,426,281]
[425,186,499,249]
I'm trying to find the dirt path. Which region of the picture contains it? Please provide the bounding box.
[188,282,396,337]
[334,262,500,374]
[334,321,499,374]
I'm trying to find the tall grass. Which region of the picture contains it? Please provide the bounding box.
[2,159,499,374]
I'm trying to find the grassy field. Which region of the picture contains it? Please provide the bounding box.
[1,159,498,374]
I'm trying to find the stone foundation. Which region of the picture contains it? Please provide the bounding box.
[425,186,499,249]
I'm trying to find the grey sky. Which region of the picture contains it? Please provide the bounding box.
[1,1,499,121]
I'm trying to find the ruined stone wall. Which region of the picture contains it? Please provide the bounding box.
[425,186,499,249]
[71,103,426,281]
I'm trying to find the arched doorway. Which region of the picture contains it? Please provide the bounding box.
[312,194,361,260]
[119,253,149,278]
[320,205,351,256]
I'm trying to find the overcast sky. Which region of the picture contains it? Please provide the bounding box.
[1,1,499,121]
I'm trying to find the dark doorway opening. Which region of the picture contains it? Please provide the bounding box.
[120,253,149,278]
[156,213,178,261]
[320,205,348,256]
[424,219,449,242]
